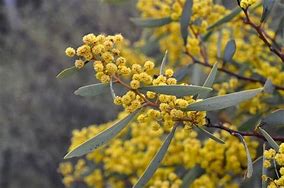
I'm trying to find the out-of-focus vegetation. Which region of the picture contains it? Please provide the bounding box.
[0,0,137,187]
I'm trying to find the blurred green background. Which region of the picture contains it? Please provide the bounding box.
[0,0,139,187]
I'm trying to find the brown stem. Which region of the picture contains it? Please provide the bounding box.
[185,51,284,91]
[112,75,159,107]
[205,122,284,142]
[242,9,284,63]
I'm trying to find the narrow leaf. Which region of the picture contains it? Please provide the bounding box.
[198,62,218,99]
[263,79,275,94]
[180,0,193,45]
[110,79,116,100]
[130,17,172,28]
[64,109,141,159]
[234,133,253,178]
[259,127,279,151]
[56,66,78,79]
[253,156,263,166]
[174,65,191,81]
[140,85,212,97]
[207,7,242,30]
[201,30,213,42]
[196,126,225,144]
[74,83,110,97]
[223,39,236,62]
[262,109,284,127]
[238,115,261,131]
[273,159,280,178]
[133,126,177,188]
[181,166,204,188]
[191,64,202,86]
[186,88,263,111]
[160,51,168,75]
[261,0,276,23]
[262,144,268,188]
[275,16,284,38]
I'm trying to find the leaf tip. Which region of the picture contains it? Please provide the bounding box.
[263,79,275,94]
[74,89,80,95]
[63,152,73,159]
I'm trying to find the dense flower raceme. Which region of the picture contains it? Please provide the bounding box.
[64,33,207,132]
[263,144,284,188]
[59,115,258,188]
[135,0,284,115]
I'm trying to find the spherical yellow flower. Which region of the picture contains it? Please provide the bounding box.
[65,47,76,57]
[263,160,271,168]
[144,60,155,71]
[74,59,84,69]
[93,61,104,72]
[106,63,118,74]
[240,0,256,9]
[83,33,96,45]
[165,69,174,77]
[130,80,140,89]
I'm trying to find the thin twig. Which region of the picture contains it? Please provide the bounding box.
[185,51,284,91]
[242,8,284,63]
[206,121,284,142]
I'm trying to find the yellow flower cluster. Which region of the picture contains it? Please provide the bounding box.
[135,0,284,116]
[65,33,127,83]
[240,0,257,9]
[59,116,258,188]
[136,0,227,63]
[58,159,88,187]
[263,143,284,188]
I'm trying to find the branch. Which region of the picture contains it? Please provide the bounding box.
[205,120,284,142]
[185,52,284,91]
[242,8,284,63]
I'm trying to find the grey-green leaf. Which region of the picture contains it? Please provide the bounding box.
[74,83,110,97]
[56,66,78,79]
[259,127,279,151]
[140,85,212,97]
[198,62,218,99]
[181,166,204,188]
[234,133,253,178]
[110,79,116,100]
[174,65,191,81]
[223,39,236,62]
[263,79,275,94]
[196,126,225,144]
[186,88,263,111]
[64,109,141,159]
[207,7,241,30]
[262,144,268,188]
[160,51,168,75]
[191,64,202,86]
[130,17,172,28]
[133,126,177,188]
[261,0,276,23]
[275,16,284,38]
[238,115,261,131]
[180,0,193,45]
[262,109,284,127]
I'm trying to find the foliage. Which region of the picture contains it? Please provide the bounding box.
[58,0,284,187]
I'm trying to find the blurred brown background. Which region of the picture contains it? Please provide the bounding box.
[0,0,138,187]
